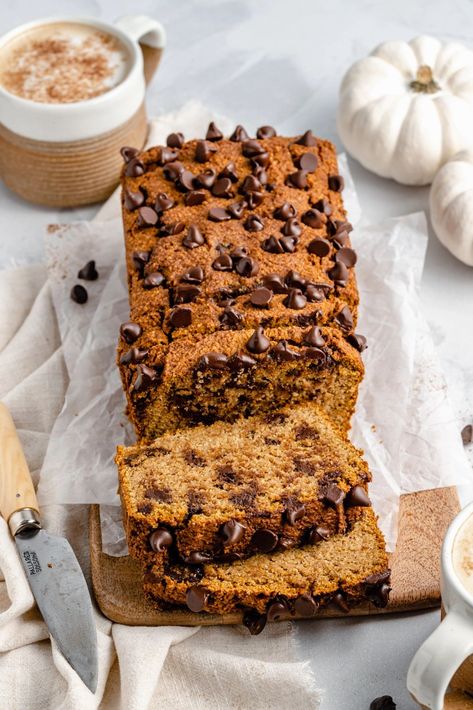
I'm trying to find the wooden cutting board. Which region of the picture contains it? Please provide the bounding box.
[89,486,460,626]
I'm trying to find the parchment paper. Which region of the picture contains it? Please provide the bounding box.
[37,105,472,553]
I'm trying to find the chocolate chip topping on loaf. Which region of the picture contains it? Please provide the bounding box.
[118,125,364,440]
[117,404,372,565]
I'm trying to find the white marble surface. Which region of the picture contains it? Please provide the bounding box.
[1,1,473,708]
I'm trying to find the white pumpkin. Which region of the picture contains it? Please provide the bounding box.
[430,149,473,266]
[337,36,473,186]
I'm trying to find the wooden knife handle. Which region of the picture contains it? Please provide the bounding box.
[0,403,39,526]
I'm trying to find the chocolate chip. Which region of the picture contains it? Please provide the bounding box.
[262,273,288,294]
[149,528,173,552]
[296,130,317,146]
[212,253,233,271]
[305,284,324,302]
[163,160,184,181]
[283,288,307,310]
[462,424,473,445]
[138,206,159,227]
[285,503,305,525]
[132,251,150,276]
[183,225,205,249]
[194,168,216,189]
[185,190,206,206]
[286,169,308,189]
[307,238,331,258]
[212,177,233,198]
[186,585,208,612]
[345,485,371,507]
[220,520,246,545]
[281,218,302,238]
[227,201,246,219]
[250,287,273,307]
[285,270,305,289]
[294,594,319,617]
[133,364,158,391]
[158,147,180,166]
[328,261,349,286]
[183,551,213,564]
[301,208,324,229]
[160,221,185,237]
[335,247,357,267]
[176,170,196,192]
[297,153,318,172]
[242,139,265,158]
[251,150,270,168]
[370,696,396,710]
[305,347,326,364]
[274,203,296,221]
[220,306,244,327]
[124,157,145,177]
[332,591,350,613]
[218,162,239,182]
[120,321,142,343]
[236,257,259,277]
[196,140,217,163]
[143,272,165,289]
[303,326,324,348]
[241,176,261,195]
[308,526,331,544]
[181,266,204,284]
[366,581,391,608]
[208,206,231,222]
[322,484,345,507]
[170,307,192,328]
[328,174,345,192]
[246,326,270,354]
[120,146,139,162]
[119,347,148,364]
[155,192,175,213]
[124,188,145,210]
[313,198,332,215]
[256,125,276,139]
[347,333,367,352]
[243,610,267,635]
[261,236,288,254]
[175,284,201,304]
[267,600,287,622]
[227,352,257,370]
[272,340,301,361]
[251,528,278,552]
[335,305,354,332]
[245,191,264,209]
[77,260,98,281]
[252,165,268,185]
[70,284,88,304]
[244,214,264,232]
[206,121,223,141]
[199,352,228,370]
[230,125,249,142]
[332,231,351,249]
[166,132,184,148]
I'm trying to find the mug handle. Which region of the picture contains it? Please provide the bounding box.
[407,608,473,709]
[115,15,166,86]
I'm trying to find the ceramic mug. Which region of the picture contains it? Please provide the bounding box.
[0,15,166,207]
[407,501,473,709]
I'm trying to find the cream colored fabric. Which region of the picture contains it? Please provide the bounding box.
[0,268,321,708]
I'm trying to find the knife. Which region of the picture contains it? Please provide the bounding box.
[0,403,98,693]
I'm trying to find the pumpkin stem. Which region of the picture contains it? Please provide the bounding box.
[409,65,441,94]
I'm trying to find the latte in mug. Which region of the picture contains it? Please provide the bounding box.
[0,21,132,103]
[453,514,473,596]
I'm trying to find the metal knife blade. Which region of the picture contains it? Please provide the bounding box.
[15,527,98,693]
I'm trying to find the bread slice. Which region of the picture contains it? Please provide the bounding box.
[142,507,390,628]
[117,404,372,565]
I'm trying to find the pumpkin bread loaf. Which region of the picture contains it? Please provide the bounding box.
[118,126,365,440]
[117,404,372,565]
[143,507,390,627]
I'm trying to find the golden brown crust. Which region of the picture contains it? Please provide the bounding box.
[118,130,363,440]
